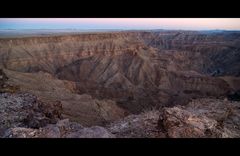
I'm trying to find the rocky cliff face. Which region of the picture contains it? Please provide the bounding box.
[2,31,239,76]
[0,32,142,73]
[143,31,240,76]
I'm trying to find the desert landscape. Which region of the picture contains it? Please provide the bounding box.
[0,19,240,138]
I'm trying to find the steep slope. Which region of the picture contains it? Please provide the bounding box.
[56,54,231,112]
[0,32,143,73]
[143,31,240,76]
[2,31,239,76]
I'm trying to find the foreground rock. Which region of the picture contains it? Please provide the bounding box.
[0,90,115,138]
[107,98,240,138]
[107,110,165,138]
[159,98,240,138]
[0,93,62,136]
[4,119,115,138]
[2,96,240,138]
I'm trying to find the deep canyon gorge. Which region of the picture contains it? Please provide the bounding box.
[1,30,240,138]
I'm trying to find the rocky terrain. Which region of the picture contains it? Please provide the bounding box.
[108,98,240,138]
[0,92,62,136]
[0,30,240,138]
[3,119,115,138]
[2,89,240,138]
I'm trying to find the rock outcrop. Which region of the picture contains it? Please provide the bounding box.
[0,93,62,136]
[107,98,240,138]
[107,110,165,138]
[1,92,240,138]
[159,98,240,138]
[4,119,115,138]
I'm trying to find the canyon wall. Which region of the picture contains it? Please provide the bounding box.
[0,31,239,116]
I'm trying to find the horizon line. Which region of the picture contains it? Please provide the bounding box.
[1,28,240,31]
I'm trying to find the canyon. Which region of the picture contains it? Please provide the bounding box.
[0,30,240,138]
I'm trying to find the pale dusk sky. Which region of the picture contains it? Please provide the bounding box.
[0,18,240,30]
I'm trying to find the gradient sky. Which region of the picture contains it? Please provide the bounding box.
[0,18,240,30]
